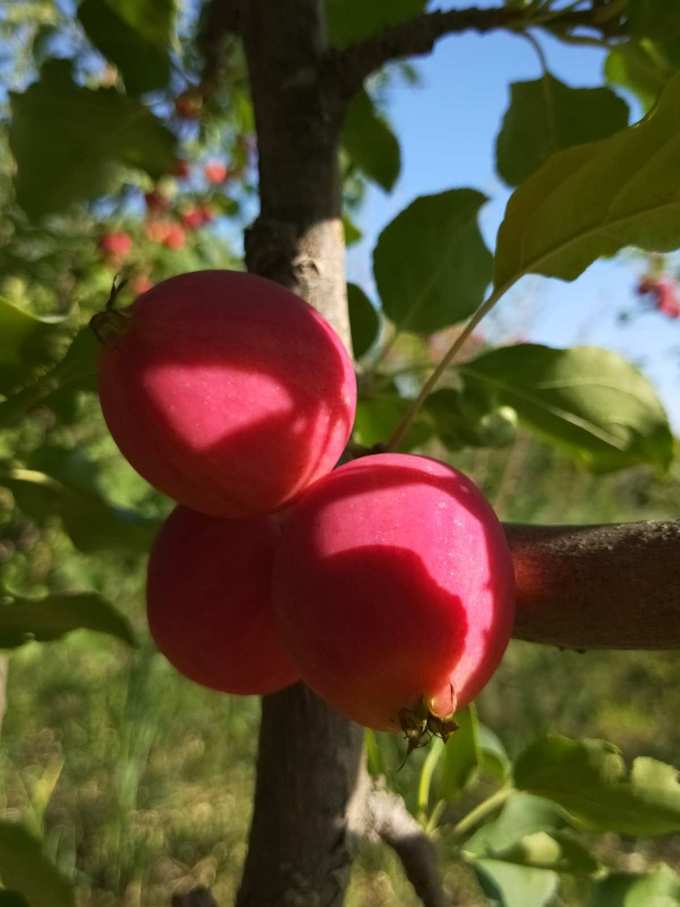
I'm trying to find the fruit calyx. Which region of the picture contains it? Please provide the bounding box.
[90,273,132,345]
[398,686,459,758]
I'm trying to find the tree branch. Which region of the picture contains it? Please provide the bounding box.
[330,2,627,99]
[506,520,680,650]
[349,760,448,907]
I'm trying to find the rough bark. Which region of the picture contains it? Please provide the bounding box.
[235,3,362,906]
[507,521,680,649]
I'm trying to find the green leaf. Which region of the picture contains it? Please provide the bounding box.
[627,0,680,67]
[78,0,174,95]
[492,831,599,876]
[0,327,98,429]
[0,591,135,648]
[496,75,628,187]
[10,59,177,219]
[514,735,680,837]
[348,283,380,359]
[326,0,426,48]
[494,73,680,292]
[353,394,432,451]
[605,42,673,111]
[435,705,480,801]
[0,298,70,394]
[3,466,160,554]
[342,89,401,191]
[0,822,75,907]
[465,793,566,856]
[424,387,517,451]
[374,189,492,333]
[343,213,363,246]
[460,344,673,472]
[478,724,511,782]
[473,859,559,907]
[591,864,680,906]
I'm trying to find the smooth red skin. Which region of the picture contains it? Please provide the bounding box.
[147,506,299,694]
[273,453,515,732]
[97,270,357,517]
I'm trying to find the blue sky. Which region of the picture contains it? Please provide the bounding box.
[346,8,680,430]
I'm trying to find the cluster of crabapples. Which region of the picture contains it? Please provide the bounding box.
[93,270,515,741]
[637,274,680,319]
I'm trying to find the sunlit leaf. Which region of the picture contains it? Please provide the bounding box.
[591,864,680,906]
[494,73,680,291]
[473,858,559,907]
[465,792,566,856]
[515,735,680,836]
[605,42,673,111]
[435,705,480,801]
[460,344,673,472]
[353,394,432,450]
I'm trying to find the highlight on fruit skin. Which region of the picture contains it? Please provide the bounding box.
[94,269,357,518]
[147,506,299,695]
[273,453,515,736]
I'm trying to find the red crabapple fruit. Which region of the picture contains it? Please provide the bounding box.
[94,270,356,517]
[273,453,515,738]
[98,231,132,263]
[204,161,228,183]
[147,506,298,694]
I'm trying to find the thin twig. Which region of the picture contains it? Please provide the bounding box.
[329,3,628,98]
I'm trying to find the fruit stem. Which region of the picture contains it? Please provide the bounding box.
[385,284,505,452]
[451,784,512,839]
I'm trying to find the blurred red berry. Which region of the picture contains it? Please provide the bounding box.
[98,231,132,262]
[181,208,204,230]
[657,278,680,319]
[163,224,186,250]
[197,203,215,224]
[172,159,191,179]
[146,220,172,243]
[204,161,228,184]
[175,89,203,120]
[181,204,215,230]
[144,190,170,213]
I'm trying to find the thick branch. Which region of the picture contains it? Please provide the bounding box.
[507,521,680,650]
[331,3,626,98]
[349,774,448,907]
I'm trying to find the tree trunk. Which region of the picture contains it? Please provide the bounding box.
[236,3,362,905]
